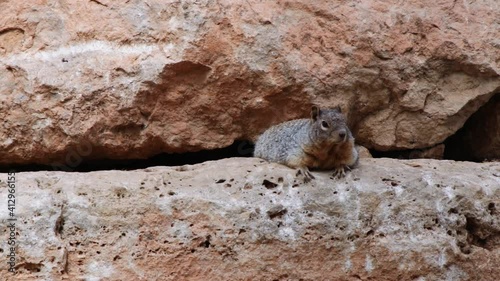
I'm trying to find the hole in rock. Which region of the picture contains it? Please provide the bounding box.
[0,140,255,172]
[488,202,496,215]
[444,93,500,162]
[262,179,278,189]
[464,216,498,251]
[200,235,211,248]
[17,262,43,273]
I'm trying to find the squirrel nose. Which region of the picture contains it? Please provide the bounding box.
[338,130,346,140]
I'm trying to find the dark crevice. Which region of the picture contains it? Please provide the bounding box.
[0,140,255,173]
[444,92,500,162]
[369,144,444,160]
[370,148,430,159]
[54,205,65,237]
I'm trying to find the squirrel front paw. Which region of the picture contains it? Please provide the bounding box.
[332,165,351,179]
[296,167,315,183]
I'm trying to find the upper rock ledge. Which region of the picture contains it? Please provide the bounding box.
[1,0,500,165]
[0,158,498,280]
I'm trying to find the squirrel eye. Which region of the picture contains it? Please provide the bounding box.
[321,121,329,128]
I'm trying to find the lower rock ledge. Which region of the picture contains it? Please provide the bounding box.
[0,158,499,281]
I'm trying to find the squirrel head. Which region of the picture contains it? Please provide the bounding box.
[310,105,350,145]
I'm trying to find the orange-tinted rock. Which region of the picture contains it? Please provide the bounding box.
[1,0,499,165]
[357,145,373,158]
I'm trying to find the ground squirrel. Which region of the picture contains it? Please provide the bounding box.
[254,105,359,181]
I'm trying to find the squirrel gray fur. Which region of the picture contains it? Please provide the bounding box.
[254,105,359,181]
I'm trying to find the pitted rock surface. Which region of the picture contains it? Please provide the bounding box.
[0,158,498,280]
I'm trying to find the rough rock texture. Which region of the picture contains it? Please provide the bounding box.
[357,145,373,159]
[0,158,499,280]
[1,0,500,165]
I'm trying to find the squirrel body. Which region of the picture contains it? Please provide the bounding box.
[254,106,358,181]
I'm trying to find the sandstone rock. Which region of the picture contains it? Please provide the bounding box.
[1,0,500,165]
[0,158,499,280]
[357,145,372,158]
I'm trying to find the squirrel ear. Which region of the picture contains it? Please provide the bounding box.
[311,105,320,120]
[335,105,342,113]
